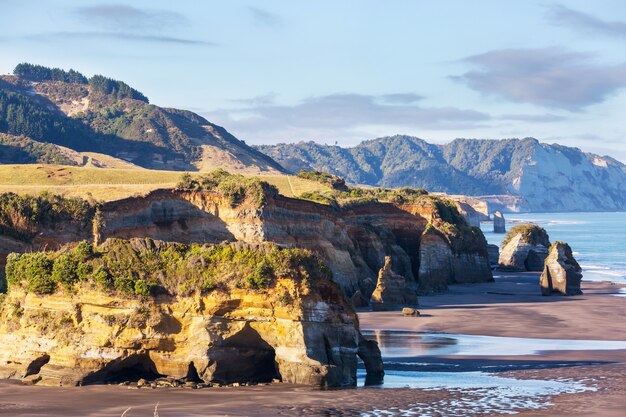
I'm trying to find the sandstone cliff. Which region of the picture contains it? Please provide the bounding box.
[0,239,382,387]
[96,189,493,299]
[0,178,493,308]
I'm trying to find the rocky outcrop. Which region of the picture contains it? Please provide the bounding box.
[370,257,418,310]
[493,211,506,233]
[1,189,494,307]
[540,242,583,296]
[417,228,454,293]
[97,190,493,299]
[499,234,549,271]
[498,225,550,272]
[487,244,500,267]
[0,240,383,388]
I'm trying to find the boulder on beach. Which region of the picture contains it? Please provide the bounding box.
[493,211,506,233]
[401,307,420,316]
[540,241,583,296]
[370,256,418,310]
[498,224,550,272]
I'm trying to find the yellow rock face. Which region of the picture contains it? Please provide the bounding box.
[0,279,368,387]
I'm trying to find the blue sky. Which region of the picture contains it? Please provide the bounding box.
[1,1,626,161]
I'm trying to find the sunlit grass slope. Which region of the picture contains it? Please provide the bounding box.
[0,164,329,201]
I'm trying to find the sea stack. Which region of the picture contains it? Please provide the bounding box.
[370,256,418,310]
[498,224,550,271]
[493,211,506,233]
[540,241,583,296]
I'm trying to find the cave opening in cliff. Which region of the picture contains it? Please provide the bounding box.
[84,354,165,384]
[210,324,280,384]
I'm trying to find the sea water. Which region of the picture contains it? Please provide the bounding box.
[356,212,624,415]
[481,211,626,284]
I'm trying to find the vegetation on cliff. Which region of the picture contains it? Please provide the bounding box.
[297,169,348,191]
[299,184,428,207]
[176,170,278,208]
[423,197,488,254]
[4,239,331,297]
[502,224,550,248]
[0,192,95,241]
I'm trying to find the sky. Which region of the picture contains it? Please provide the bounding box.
[1,1,626,161]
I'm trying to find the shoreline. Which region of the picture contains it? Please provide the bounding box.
[1,272,625,416]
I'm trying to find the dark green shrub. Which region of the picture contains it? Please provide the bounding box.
[73,240,94,260]
[133,280,151,297]
[245,261,273,289]
[14,253,55,294]
[92,266,112,289]
[113,276,135,295]
[51,253,79,289]
[502,224,550,248]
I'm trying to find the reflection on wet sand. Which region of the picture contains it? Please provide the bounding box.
[361,329,626,357]
[364,329,458,357]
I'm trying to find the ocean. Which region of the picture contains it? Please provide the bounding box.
[481,212,626,285]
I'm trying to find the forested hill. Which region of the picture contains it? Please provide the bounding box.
[0,63,284,173]
[257,136,626,212]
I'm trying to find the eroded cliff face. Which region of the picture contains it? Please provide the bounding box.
[0,189,493,308]
[97,191,492,299]
[0,242,381,387]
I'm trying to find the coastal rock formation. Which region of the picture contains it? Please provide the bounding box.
[0,239,382,387]
[487,244,500,267]
[370,256,418,310]
[493,211,506,233]
[97,189,493,297]
[417,227,454,293]
[540,242,583,296]
[498,224,550,272]
[0,179,494,304]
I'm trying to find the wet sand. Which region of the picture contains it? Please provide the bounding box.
[1,272,625,416]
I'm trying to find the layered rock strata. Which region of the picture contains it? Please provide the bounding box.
[0,240,383,387]
[0,189,494,307]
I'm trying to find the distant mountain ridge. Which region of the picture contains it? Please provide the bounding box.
[257,136,626,212]
[0,63,284,174]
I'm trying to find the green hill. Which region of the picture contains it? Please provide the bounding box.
[0,63,284,174]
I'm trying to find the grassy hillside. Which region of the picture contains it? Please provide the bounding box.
[0,164,329,201]
[0,63,285,174]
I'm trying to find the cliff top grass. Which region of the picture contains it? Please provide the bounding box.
[0,164,329,202]
[502,224,550,248]
[175,169,278,208]
[298,184,429,207]
[4,238,332,298]
[297,169,349,191]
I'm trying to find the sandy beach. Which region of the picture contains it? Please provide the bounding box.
[1,272,625,417]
